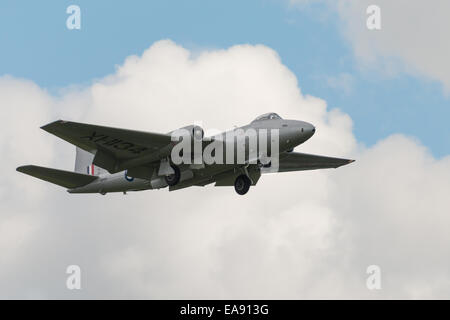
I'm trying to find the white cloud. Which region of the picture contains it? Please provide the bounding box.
[0,40,449,298]
[292,0,450,92]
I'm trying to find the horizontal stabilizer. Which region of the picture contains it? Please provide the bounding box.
[16,165,98,189]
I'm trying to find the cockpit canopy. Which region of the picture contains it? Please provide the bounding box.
[252,113,282,122]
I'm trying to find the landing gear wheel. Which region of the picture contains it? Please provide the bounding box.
[165,165,181,186]
[234,175,251,195]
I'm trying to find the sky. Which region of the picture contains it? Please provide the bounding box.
[0,0,449,299]
[0,0,448,157]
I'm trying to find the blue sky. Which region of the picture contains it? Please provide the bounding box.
[0,0,448,157]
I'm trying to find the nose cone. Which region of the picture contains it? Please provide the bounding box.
[306,122,315,138]
[296,121,315,138]
[282,120,316,149]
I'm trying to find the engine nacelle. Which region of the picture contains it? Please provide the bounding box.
[186,125,204,141]
[168,125,205,166]
[170,124,204,143]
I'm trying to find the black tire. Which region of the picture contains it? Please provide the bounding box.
[234,175,251,195]
[165,165,181,186]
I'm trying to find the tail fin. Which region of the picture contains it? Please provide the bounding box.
[75,147,106,176]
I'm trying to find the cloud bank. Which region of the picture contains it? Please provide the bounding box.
[292,0,450,92]
[1,40,449,299]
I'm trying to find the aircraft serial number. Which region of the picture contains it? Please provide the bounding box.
[81,131,148,154]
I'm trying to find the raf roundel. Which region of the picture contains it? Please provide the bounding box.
[124,170,134,182]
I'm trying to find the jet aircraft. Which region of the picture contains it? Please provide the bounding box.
[17,113,354,195]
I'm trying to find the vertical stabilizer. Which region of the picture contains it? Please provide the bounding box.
[75,147,106,176]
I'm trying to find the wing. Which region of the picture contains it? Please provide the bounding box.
[276,152,355,172]
[41,120,173,173]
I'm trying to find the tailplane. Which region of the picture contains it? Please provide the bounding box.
[17,165,98,189]
[17,147,105,189]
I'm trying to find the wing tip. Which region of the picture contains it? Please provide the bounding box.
[40,119,68,131]
[335,159,355,168]
[343,159,355,167]
[17,165,32,173]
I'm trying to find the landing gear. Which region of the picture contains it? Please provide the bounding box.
[165,165,181,186]
[234,175,251,195]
